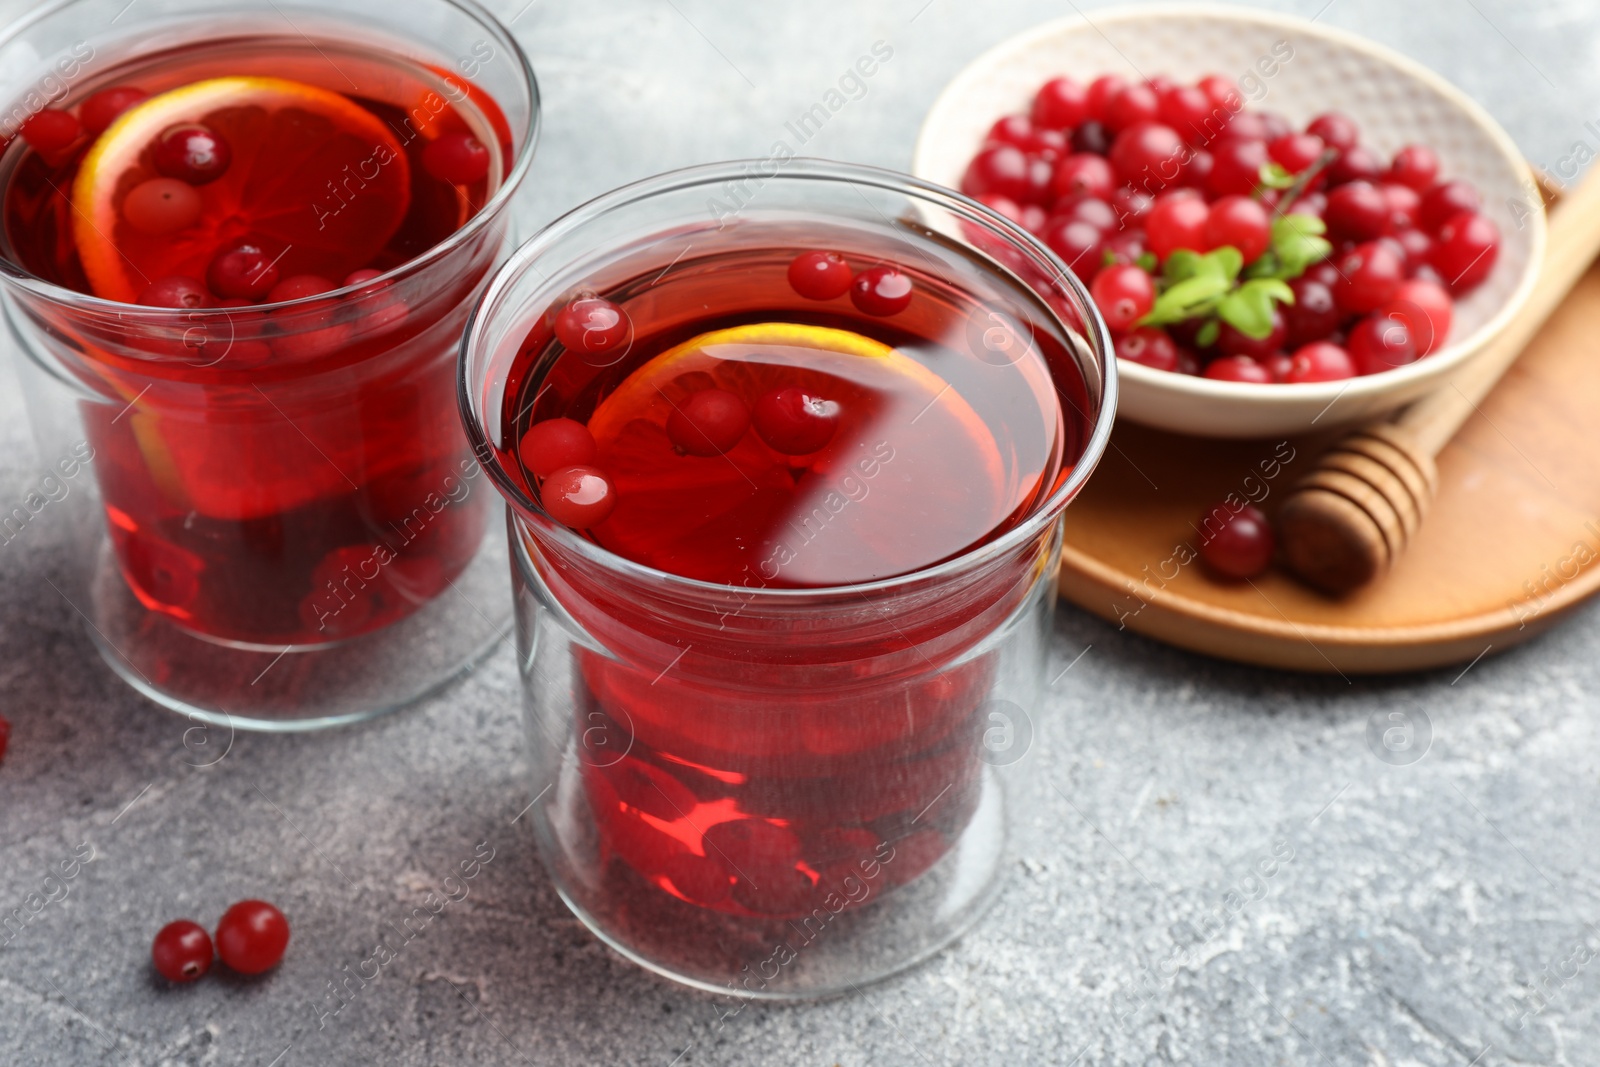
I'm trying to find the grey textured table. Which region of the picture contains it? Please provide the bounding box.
[4,1,1600,1063]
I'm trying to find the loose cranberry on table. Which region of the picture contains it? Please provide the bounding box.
[1198,503,1276,579]
[152,920,213,982]
[214,900,289,975]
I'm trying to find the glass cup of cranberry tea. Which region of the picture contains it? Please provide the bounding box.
[0,0,538,729]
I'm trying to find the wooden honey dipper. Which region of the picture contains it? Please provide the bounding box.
[1279,162,1600,595]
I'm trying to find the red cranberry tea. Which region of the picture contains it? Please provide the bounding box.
[962,72,1501,382]
[499,235,1085,916]
[0,36,513,644]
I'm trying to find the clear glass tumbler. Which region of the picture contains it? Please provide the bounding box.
[0,0,538,728]
[461,160,1116,996]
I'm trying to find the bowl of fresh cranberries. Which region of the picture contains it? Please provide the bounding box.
[913,4,1543,438]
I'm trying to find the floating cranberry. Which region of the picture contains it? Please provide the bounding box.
[1202,355,1272,383]
[555,296,631,359]
[1385,278,1453,355]
[1332,240,1405,314]
[344,268,387,289]
[1431,211,1499,292]
[151,920,213,983]
[267,274,337,303]
[667,388,749,455]
[850,265,913,316]
[138,275,213,310]
[1327,144,1383,186]
[787,250,853,300]
[153,123,231,185]
[1090,263,1155,332]
[215,900,289,975]
[1284,341,1356,383]
[1103,83,1160,132]
[1389,144,1439,191]
[1217,308,1286,360]
[1198,502,1275,578]
[18,108,79,153]
[1109,122,1187,191]
[542,464,616,528]
[753,387,839,455]
[1069,120,1113,156]
[1115,326,1178,371]
[422,132,490,185]
[1347,313,1418,375]
[1324,181,1389,241]
[962,143,1031,201]
[1306,112,1359,152]
[81,87,149,134]
[1269,132,1326,174]
[1203,194,1271,262]
[1284,277,1344,349]
[1051,152,1115,201]
[207,243,280,300]
[1145,191,1209,260]
[1086,74,1128,123]
[1419,180,1482,233]
[122,178,202,236]
[521,418,598,478]
[1207,137,1269,199]
[1031,76,1089,130]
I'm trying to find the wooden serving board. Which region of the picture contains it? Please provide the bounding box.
[1057,259,1600,674]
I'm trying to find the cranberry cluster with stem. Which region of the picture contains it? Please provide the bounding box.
[961,72,1501,383]
[150,899,289,983]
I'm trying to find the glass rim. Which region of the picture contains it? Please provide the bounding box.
[462,157,1118,603]
[0,0,541,316]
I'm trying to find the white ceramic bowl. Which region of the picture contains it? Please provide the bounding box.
[912,4,1544,439]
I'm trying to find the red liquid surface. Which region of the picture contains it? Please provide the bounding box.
[503,243,1086,917]
[1,37,511,644]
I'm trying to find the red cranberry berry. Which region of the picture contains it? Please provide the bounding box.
[667,388,749,456]
[1031,77,1089,130]
[81,87,149,134]
[1055,194,1118,233]
[1101,228,1150,267]
[1198,74,1243,114]
[1332,240,1406,314]
[1419,180,1482,233]
[520,418,598,478]
[1111,186,1154,226]
[1257,112,1294,143]
[1090,264,1155,333]
[787,251,853,300]
[1327,145,1383,186]
[1221,112,1270,142]
[1158,85,1217,144]
[1103,83,1161,132]
[1199,503,1275,578]
[962,143,1032,202]
[1040,218,1104,277]
[1431,212,1500,292]
[1347,313,1418,375]
[555,297,631,359]
[1389,144,1440,191]
[1086,75,1128,123]
[214,900,289,975]
[1109,122,1187,192]
[152,920,213,983]
[18,108,80,153]
[1306,112,1359,152]
[153,123,231,185]
[1385,278,1453,355]
[850,266,913,316]
[1115,326,1179,371]
[122,178,202,236]
[1180,148,1214,189]
[1207,138,1269,199]
[206,243,280,300]
[1381,183,1421,232]
[1145,192,1209,260]
[422,132,490,185]
[1269,132,1326,174]
[1051,152,1116,201]
[1203,355,1272,383]
[267,275,337,303]
[1069,120,1113,156]
[542,465,616,528]
[1324,181,1389,241]
[987,115,1035,147]
[0,714,8,763]
[1203,195,1272,262]
[1217,308,1287,360]
[976,193,1024,225]
[1284,341,1356,383]
[1392,228,1434,274]
[1284,276,1344,349]
[752,387,840,455]
[344,268,387,289]
[138,275,213,310]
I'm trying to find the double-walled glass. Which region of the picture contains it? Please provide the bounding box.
[462,160,1116,996]
[0,0,538,729]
